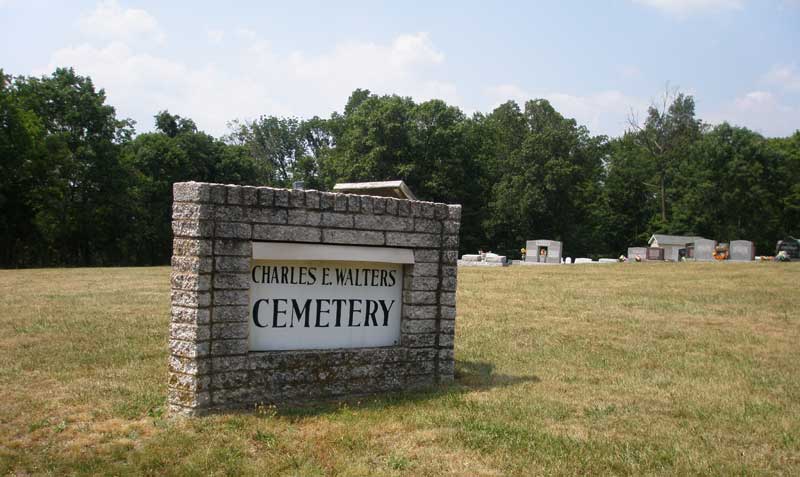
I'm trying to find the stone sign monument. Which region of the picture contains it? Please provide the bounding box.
[168,182,461,415]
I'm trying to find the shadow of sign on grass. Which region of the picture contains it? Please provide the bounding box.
[454,360,540,390]
[263,360,540,419]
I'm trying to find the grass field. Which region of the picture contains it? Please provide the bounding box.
[1,263,798,476]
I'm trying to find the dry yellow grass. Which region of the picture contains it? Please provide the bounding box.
[0,263,798,475]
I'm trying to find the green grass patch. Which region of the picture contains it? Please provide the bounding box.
[1,263,799,475]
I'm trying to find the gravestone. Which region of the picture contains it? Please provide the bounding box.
[646,247,664,261]
[627,247,647,261]
[525,240,562,264]
[169,182,461,416]
[693,239,716,261]
[729,240,755,261]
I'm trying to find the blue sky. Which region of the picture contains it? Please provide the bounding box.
[2,0,799,137]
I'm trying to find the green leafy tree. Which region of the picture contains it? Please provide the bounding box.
[483,99,608,257]
[8,68,135,265]
[628,89,703,228]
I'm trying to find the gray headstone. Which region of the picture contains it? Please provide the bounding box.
[627,247,647,261]
[525,240,562,264]
[693,239,717,261]
[729,240,754,261]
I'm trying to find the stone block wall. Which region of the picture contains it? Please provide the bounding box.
[168,182,461,415]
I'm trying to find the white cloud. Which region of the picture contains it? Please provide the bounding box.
[485,84,648,137]
[763,64,800,92]
[39,31,458,136]
[78,0,164,43]
[706,90,799,136]
[632,0,744,15]
[207,29,224,44]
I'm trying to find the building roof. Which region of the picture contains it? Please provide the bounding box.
[648,234,707,246]
[333,180,417,200]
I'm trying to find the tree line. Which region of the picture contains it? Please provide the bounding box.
[1,68,798,267]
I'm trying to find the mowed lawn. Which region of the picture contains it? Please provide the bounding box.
[1,263,798,476]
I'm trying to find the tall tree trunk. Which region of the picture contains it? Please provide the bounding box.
[660,175,667,222]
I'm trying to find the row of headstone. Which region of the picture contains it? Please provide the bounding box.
[628,240,755,262]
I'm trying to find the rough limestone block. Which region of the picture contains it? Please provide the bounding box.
[172,306,211,325]
[169,373,211,393]
[227,186,242,205]
[403,291,438,305]
[334,194,349,212]
[354,215,413,232]
[418,202,436,219]
[172,256,213,274]
[404,276,440,291]
[209,184,227,204]
[414,219,442,234]
[402,333,437,348]
[434,204,449,220]
[319,192,335,210]
[173,220,214,238]
[288,209,322,226]
[214,240,251,256]
[172,202,211,220]
[444,221,460,235]
[440,320,455,335]
[305,190,320,209]
[171,272,211,291]
[440,306,456,320]
[360,196,374,214]
[213,273,250,290]
[385,198,399,215]
[214,205,245,222]
[170,323,211,341]
[289,189,305,208]
[212,305,249,323]
[211,322,249,340]
[414,249,440,263]
[212,356,248,372]
[273,189,289,207]
[213,290,249,306]
[169,355,212,375]
[386,232,440,248]
[170,339,210,358]
[211,371,250,391]
[442,250,458,265]
[258,188,274,207]
[247,208,288,224]
[171,290,211,308]
[397,200,411,217]
[215,222,252,239]
[440,292,456,307]
[321,212,354,229]
[403,305,438,320]
[372,197,387,215]
[252,224,321,242]
[173,182,211,203]
[214,256,250,273]
[323,229,384,245]
[211,339,248,356]
[241,186,258,206]
[411,262,439,277]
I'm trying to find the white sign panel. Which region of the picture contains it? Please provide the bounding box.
[249,259,403,351]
